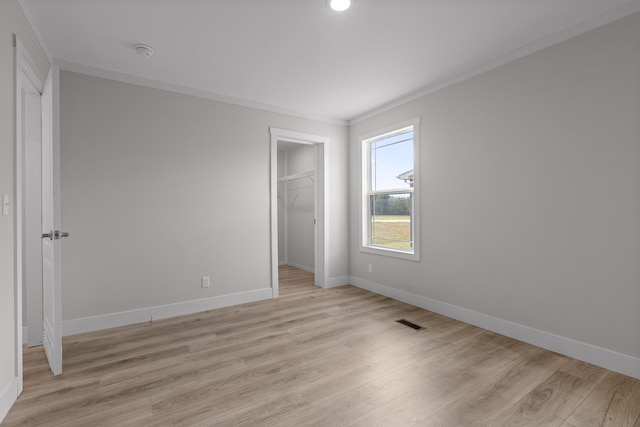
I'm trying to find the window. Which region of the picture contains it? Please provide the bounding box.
[361,118,420,261]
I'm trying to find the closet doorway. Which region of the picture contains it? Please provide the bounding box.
[270,128,328,297]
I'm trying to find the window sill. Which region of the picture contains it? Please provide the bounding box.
[360,245,420,261]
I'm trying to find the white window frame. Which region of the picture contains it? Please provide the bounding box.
[360,117,420,261]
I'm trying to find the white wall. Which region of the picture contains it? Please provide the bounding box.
[59,71,349,323]
[0,0,49,421]
[350,12,640,371]
[284,145,315,271]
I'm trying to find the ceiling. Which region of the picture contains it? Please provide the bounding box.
[19,0,640,124]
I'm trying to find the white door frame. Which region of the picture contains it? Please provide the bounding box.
[270,128,328,296]
[14,36,45,394]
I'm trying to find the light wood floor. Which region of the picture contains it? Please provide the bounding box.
[4,265,640,426]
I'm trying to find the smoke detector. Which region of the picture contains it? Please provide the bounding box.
[134,43,155,59]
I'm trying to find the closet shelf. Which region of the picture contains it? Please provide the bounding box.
[278,170,314,182]
[279,170,314,207]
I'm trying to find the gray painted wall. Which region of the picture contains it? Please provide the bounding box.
[349,12,640,360]
[59,71,349,320]
[284,145,315,271]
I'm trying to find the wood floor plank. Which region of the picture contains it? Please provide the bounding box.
[4,265,639,427]
[53,398,153,427]
[412,418,446,427]
[562,372,631,427]
[496,369,603,427]
[3,381,100,426]
[429,347,569,427]
[252,324,485,426]
[591,373,640,427]
[341,329,541,426]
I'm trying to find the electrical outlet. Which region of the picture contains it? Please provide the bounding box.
[201,276,210,288]
[368,264,373,273]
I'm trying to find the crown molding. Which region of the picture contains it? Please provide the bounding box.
[349,0,640,125]
[16,0,52,64]
[17,0,640,127]
[54,59,348,126]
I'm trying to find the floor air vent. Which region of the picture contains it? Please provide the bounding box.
[396,319,424,331]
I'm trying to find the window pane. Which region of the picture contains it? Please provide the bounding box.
[370,193,412,250]
[370,130,413,191]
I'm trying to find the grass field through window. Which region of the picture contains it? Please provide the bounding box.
[371,215,411,250]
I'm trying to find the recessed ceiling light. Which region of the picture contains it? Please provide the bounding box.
[329,0,351,12]
[134,43,155,59]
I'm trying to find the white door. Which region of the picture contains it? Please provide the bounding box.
[41,67,63,375]
[24,89,43,348]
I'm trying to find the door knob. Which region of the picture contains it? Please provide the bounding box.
[41,230,70,240]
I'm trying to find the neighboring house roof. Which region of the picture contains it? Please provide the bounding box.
[396,170,414,182]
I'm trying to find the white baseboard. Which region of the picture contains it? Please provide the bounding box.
[0,377,18,424]
[349,275,640,380]
[62,288,273,336]
[324,276,350,288]
[286,262,314,273]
